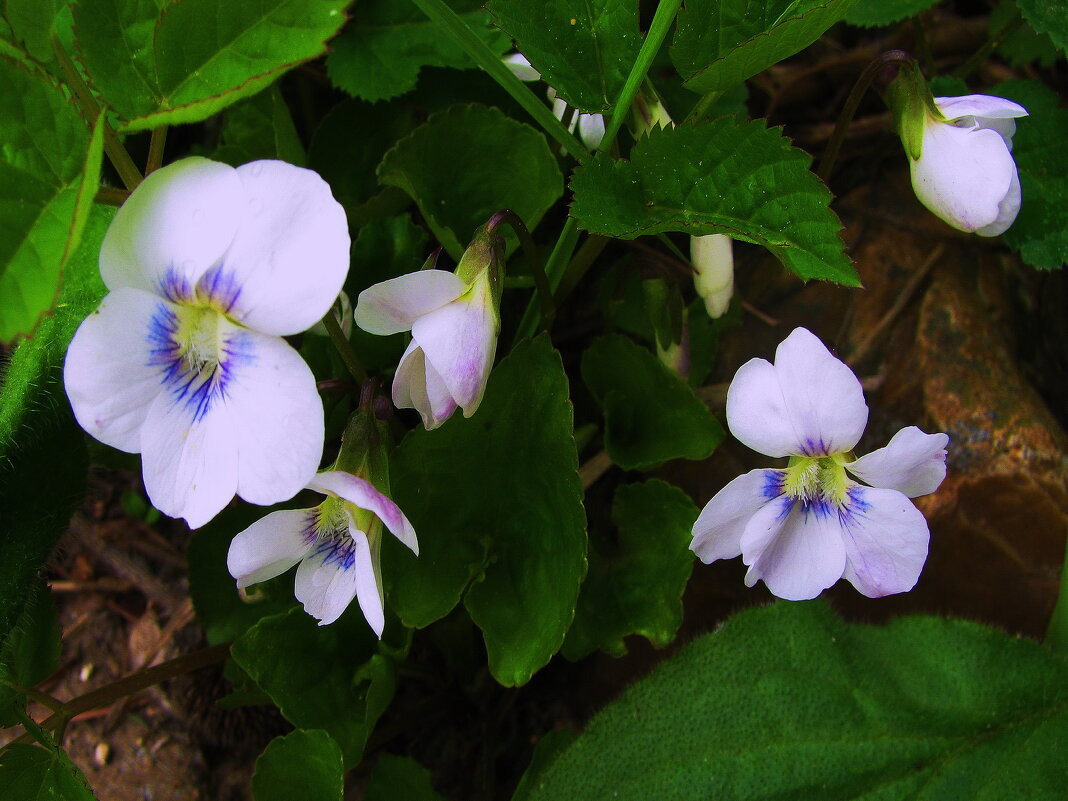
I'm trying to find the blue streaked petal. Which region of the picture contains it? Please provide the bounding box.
[227,509,317,588]
[294,532,363,626]
[839,486,930,597]
[691,469,782,564]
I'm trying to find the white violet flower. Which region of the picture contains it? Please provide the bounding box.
[690,233,734,319]
[64,158,349,528]
[227,471,418,634]
[354,258,500,431]
[690,327,948,600]
[503,53,606,151]
[909,95,1028,237]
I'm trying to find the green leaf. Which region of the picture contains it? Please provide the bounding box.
[187,505,298,646]
[991,0,1060,68]
[0,580,60,726]
[326,0,509,102]
[3,0,65,63]
[0,58,103,342]
[570,119,858,285]
[214,84,306,167]
[388,335,586,686]
[365,754,446,801]
[377,103,564,260]
[231,607,399,766]
[511,729,580,801]
[581,335,724,471]
[671,0,857,94]
[993,78,1068,269]
[73,0,351,132]
[563,481,697,660]
[844,0,936,28]
[522,601,1068,801]
[251,729,344,801]
[487,0,642,113]
[1018,0,1068,56]
[0,744,95,800]
[0,206,110,698]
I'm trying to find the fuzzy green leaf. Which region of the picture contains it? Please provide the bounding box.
[213,84,306,167]
[326,0,509,102]
[845,0,937,28]
[487,0,642,113]
[377,103,563,260]
[73,0,351,132]
[0,58,103,342]
[563,481,697,660]
[570,119,858,285]
[1017,0,1068,55]
[523,601,1068,801]
[0,744,95,800]
[387,335,586,686]
[671,0,857,94]
[0,580,60,726]
[581,335,724,471]
[252,730,344,801]
[994,79,1068,269]
[365,754,446,801]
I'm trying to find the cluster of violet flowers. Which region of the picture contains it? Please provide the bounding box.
[63,60,1029,635]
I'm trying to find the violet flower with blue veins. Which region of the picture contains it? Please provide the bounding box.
[227,471,418,634]
[64,158,349,529]
[691,328,948,600]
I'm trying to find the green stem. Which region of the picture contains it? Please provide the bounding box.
[146,126,168,174]
[554,234,609,306]
[511,0,684,344]
[408,0,589,160]
[954,10,1024,80]
[95,186,131,206]
[684,90,723,124]
[52,35,143,191]
[1045,536,1068,654]
[323,311,368,383]
[487,210,553,327]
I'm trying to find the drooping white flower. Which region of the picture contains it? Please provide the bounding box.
[909,95,1028,237]
[503,53,606,151]
[690,328,948,600]
[354,252,500,430]
[690,233,734,319]
[64,158,349,528]
[227,471,418,634]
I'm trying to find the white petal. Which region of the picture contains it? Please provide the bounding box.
[411,279,497,416]
[348,526,385,638]
[727,328,867,457]
[217,160,350,336]
[740,496,848,601]
[100,158,242,295]
[845,427,948,497]
[392,338,459,430]
[307,472,418,555]
[975,167,1022,237]
[294,533,363,627]
[690,233,733,319]
[503,52,541,82]
[578,113,606,151]
[691,469,782,563]
[227,509,316,588]
[139,384,239,529]
[934,95,1028,122]
[911,123,1016,233]
[63,287,165,453]
[225,330,325,507]
[839,487,930,597]
[354,270,467,336]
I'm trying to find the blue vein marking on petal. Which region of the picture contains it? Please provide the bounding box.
[159,266,194,303]
[775,495,795,522]
[762,470,786,500]
[800,436,830,457]
[197,265,242,312]
[311,532,357,571]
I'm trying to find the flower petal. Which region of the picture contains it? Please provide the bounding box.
[348,526,386,638]
[740,497,848,600]
[412,278,497,416]
[934,94,1028,122]
[140,384,239,529]
[691,469,781,564]
[578,113,606,151]
[727,328,867,457]
[227,509,316,588]
[912,123,1016,233]
[845,427,948,497]
[975,166,1022,237]
[100,158,242,295]
[226,330,325,507]
[63,287,165,453]
[503,52,541,82]
[294,533,365,627]
[393,338,459,430]
[690,233,734,319]
[215,160,349,336]
[839,487,930,597]
[354,270,467,336]
[307,472,419,555]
